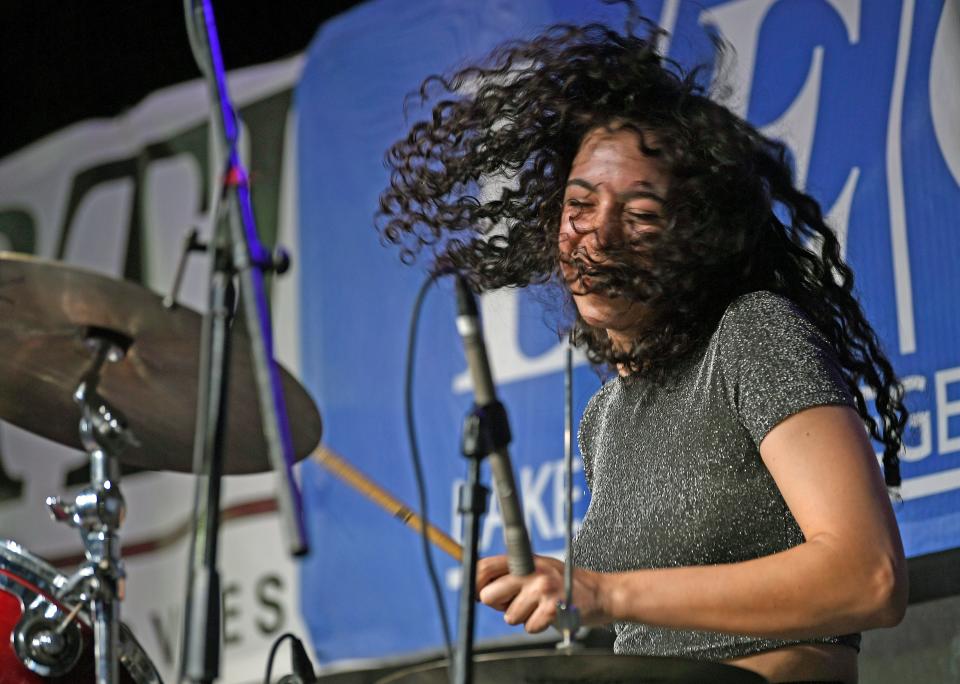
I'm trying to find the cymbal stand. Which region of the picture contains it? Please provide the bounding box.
[554,342,581,651]
[180,1,306,682]
[45,332,135,684]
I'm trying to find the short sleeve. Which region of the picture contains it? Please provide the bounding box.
[577,379,615,490]
[577,393,598,490]
[717,291,854,447]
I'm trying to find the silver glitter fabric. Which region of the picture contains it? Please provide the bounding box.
[572,291,862,661]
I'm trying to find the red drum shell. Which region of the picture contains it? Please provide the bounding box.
[0,540,159,684]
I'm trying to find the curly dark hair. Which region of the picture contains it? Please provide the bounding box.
[376,15,906,487]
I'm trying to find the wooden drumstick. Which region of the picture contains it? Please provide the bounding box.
[313,446,464,561]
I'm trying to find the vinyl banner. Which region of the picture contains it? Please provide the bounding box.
[295,0,960,666]
[0,57,308,684]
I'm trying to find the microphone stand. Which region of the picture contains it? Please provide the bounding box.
[451,277,534,684]
[179,2,307,682]
[452,413,490,684]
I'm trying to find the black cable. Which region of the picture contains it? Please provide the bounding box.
[263,631,316,683]
[405,271,454,661]
[263,632,297,684]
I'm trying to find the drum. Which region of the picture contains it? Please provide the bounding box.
[375,649,768,683]
[0,539,162,683]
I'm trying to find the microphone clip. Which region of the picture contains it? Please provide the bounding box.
[461,400,512,460]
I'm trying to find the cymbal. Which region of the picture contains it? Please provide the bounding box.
[375,649,768,683]
[0,252,321,474]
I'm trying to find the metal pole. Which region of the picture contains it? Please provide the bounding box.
[452,455,487,684]
[183,0,305,557]
[181,265,233,684]
[179,1,307,680]
[555,341,580,650]
[563,345,574,608]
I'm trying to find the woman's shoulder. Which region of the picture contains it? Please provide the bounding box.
[721,290,808,327]
[582,373,621,421]
[713,290,822,352]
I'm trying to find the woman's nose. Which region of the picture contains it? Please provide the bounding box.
[591,199,622,248]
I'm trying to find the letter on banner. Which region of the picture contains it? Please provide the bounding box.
[936,367,960,456]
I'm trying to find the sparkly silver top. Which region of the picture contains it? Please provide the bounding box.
[572,291,861,660]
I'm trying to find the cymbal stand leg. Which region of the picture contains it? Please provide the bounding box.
[45,336,131,684]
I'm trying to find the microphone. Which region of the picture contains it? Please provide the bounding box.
[453,275,535,576]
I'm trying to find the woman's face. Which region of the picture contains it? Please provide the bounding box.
[558,126,670,348]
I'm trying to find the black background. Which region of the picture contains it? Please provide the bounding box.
[1,1,362,158]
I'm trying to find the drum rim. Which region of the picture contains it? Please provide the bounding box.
[0,538,68,598]
[0,538,166,684]
[376,648,768,684]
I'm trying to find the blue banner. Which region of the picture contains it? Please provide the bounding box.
[295,0,960,664]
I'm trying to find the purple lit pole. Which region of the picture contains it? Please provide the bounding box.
[178,1,307,682]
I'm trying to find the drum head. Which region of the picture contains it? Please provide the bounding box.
[376,649,767,683]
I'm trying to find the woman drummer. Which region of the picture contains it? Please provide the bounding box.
[377,14,907,684]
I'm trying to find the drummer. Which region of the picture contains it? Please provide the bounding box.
[377,13,907,684]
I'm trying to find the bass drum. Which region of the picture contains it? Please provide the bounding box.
[0,539,162,683]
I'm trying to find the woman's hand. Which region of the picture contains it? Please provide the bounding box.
[476,554,611,633]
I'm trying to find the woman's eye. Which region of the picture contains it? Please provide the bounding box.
[625,211,661,224]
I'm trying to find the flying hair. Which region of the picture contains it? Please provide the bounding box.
[376,5,907,487]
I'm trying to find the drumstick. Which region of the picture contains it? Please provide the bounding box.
[313,446,464,562]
